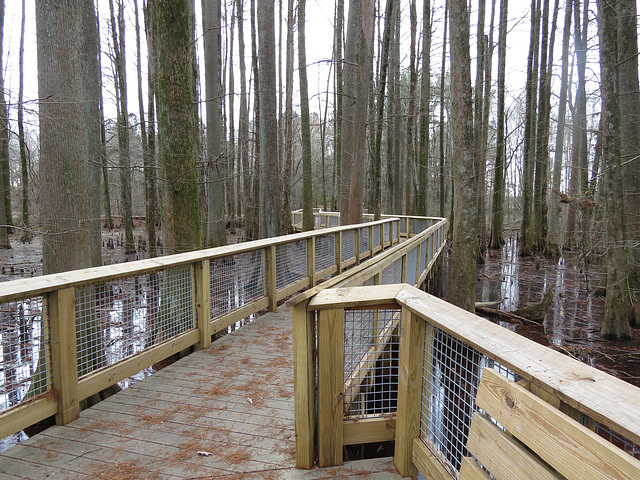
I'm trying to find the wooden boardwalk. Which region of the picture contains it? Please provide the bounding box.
[0,306,405,479]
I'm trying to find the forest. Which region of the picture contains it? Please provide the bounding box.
[0,0,637,341]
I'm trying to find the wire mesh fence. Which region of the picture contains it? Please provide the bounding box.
[359,227,370,257]
[75,265,195,379]
[342,230,355,263]
[276,240,307,289]
[406,247,419,286]
[343,309,401,419]
[210,251,266,319]
[0,297,51,413]
[373,225,381,249]
[381,257,403,285]
[315,235,335,274]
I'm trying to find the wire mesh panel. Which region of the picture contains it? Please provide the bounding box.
[329,215,340,227]
[210,251,266,319]
[400,218,408,237]
[315,235,335,274]
[585,418,640,461]
[75,265,195,379]
[420,325,517,478]
[381,257,403,285]
[359,227,370,257]
[384,222,391,244]
[343,309,401,418]
[341,230,355,262]
[276,240,307,289]
[406,247,419,286]
[412,218,430,236]
[420,239,428,275]
[373,225,381,249]
[0,297,51,413]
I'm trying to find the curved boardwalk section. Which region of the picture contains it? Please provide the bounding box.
[0,306,403,479]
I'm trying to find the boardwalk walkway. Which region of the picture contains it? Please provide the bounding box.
[0,306,404,479]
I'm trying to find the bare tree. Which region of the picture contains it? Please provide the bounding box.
[298,0,314,231]
[18,0,30,243]
[0,0,10,247]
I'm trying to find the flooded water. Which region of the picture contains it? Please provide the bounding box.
[431,234,640,388]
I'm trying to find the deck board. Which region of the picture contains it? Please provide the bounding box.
[0,306,406,479]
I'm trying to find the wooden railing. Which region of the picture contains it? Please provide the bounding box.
[0,214,447,442]
[296,284,640,479]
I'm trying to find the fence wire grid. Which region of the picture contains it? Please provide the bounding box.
[343,309,401,419]
[0,297,50,413]
[315,235,335,274]
[276,241,307,289]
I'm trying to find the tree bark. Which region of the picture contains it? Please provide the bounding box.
[0,0,9,247]
[298,0,314,231]
[405,0,418,214]
[447,0,477,313]
[416,0,431,217]
[438,0,448,218]
[18,0,30,243]
[597,0,632,340]
[387,1,402,215]
[333,0,344,212]
[156,0,202,253]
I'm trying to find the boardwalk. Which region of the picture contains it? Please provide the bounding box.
[0,306,404,479]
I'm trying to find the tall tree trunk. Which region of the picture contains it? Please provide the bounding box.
[532,0,558,252]
[236,0,251,238]
[18,0,30,243]
[249,0,261,240]
[156,0,201,253]
[109,0,135,254]
[438,0,448,218]
[387,0,402,215]
[473,0,486,249]
[257,0,281,238]
[617,0,640,324]
[283,0,294,228]
[0,0,8,248]
[416,0,431,217]
[549,0,572,246]
[298,0,314,231]
[227,0,237,229]
[520,0,541,256]
[144,0,159,257]
[333,0,344,212]
[405,0,418,214]
[448,0,477,313]
[370,0,395,221]
[489,0,508,249]
[566,0,588,249]
[82,0,104,267]
[202,0,227,247]
[597,0,632,340]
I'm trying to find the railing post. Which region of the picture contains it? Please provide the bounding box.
[293,300,316,468]
[336,232,343,274]
[355,228,361,264]
[401,253,408,283]
[49,287,79,425]
[369,225,374,255]
[318,307,345,467]
[307,236,316,287]
[406,218,412,238]
[267,245,277,311]
[195,259,212,349]
[394,307,426,478]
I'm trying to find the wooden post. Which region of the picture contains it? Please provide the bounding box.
[401,253,408,283]
[355,228,361,264]
[406,218,412,238]
[49,287,80,425]
[293,300,316,468]
[317,307,344,467]
[415,242,422,286]
[195,259,212,349]
[394,307,426,478]
[336,232,343,274]
[266,245,277,311]
[369,225,374,255]
[307,236,316,287]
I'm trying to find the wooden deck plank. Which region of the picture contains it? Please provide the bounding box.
[0,306,406,479]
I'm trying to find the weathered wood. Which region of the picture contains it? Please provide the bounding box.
[412,437,452,480]
[394,308,426,478]
[395,284,640,447]
[292,300,316,468]
[476,368,640,480]
[343,416,396,445]
[459,457,492,480]
[194,259,211,349]
[0,395,58,440]
[467,411,561,480]
[317,308,345,467]
[49,287,79,425]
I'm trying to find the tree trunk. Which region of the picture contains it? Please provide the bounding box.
[18,0,30,243]
[298,0,314,231]
[156,0,201,253]
[549,0,572,246]
[597,0,632,340]
[0,0,10,248]
[520,0,541,256]
[473,0,486,249]
[249,0,261,240]
[405,0,418,214]
[227,1,237,229]
[257,0,281,238]
[202,0,227,247]
[617,0,640,325]
[416,0,431,217]
[387,1,401,215]
[333,0,344,212]
[489,0,508,249]
[447,0,477,313]
[438,0,448,218]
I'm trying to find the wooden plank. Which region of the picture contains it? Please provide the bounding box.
[210,297,270,335]
[266,245,277,311]
[336,232,343,273]
[307,236,316,287]
[49,287,79,425]
[317,308,345,467]
[476,368,640,480]
[308,285,404,311]
[194,260,211,349]
[77,329,200,401]
[292,300,316,468]
[459,457,492,480]
[412,437,452,480]
[0,395,58,440]
[394,309,426,478]
[343,416,396,445]
[467,412,561,480]
[395,283,640,447]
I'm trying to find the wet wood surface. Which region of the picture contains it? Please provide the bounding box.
[0,306,405,479]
